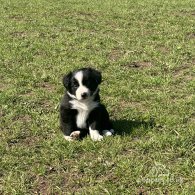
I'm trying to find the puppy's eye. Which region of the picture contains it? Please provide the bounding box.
[73,80,79,87]
[83,80,89,86]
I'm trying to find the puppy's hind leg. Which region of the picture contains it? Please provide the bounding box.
[102,129,114,136]
[110,129,115,134]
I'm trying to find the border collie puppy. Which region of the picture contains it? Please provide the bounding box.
[60,68,114,141]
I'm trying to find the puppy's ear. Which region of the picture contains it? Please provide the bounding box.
[89,68,102,84]
[63,72,72,89]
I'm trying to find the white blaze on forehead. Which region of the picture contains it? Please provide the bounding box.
[74,71,83,86]
[74,71,89,100]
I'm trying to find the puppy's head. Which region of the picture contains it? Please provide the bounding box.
[63,68,102,100]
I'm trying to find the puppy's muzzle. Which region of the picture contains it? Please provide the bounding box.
[81,92,88,99]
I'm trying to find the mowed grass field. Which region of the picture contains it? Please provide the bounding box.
[1,0,195,194]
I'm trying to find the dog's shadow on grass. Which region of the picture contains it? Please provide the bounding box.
[112,119,155,136]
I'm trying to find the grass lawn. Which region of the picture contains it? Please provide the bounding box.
[1,0,195,194]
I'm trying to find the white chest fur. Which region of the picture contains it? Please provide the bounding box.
[76,109,89,128]
[69,99,98,129]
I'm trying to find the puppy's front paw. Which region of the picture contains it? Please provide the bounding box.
[64,136,74,141]
[91,134,103,141]
[89,130,103,141]
[64,131,81,141]
[70,131,80,140]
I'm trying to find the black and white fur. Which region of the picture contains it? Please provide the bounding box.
[60,68,114,141]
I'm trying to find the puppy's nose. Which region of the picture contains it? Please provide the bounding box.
[81,92,88,99]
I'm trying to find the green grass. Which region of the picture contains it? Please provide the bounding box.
[1,0,195,194]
